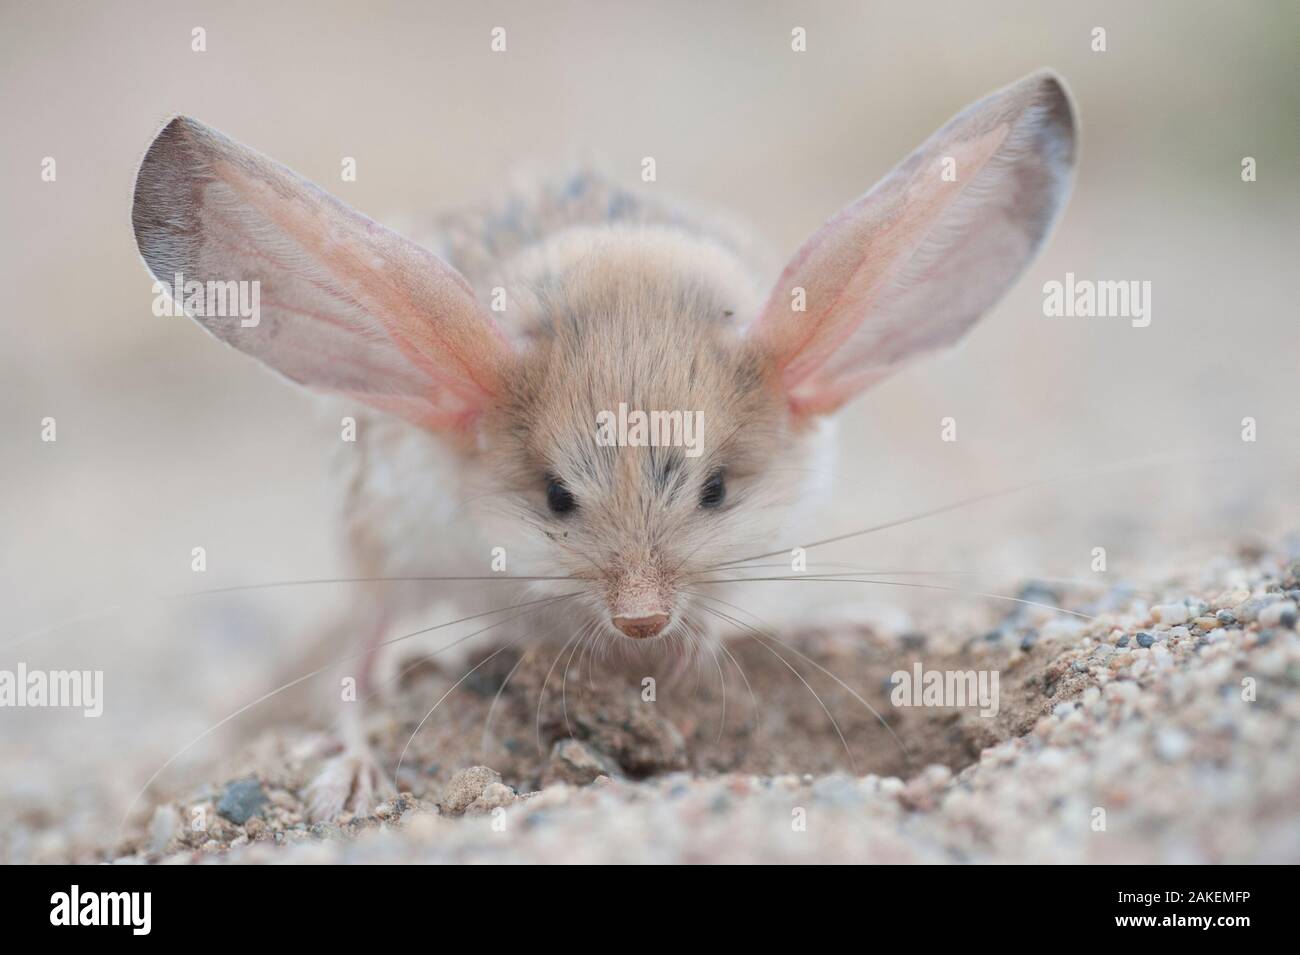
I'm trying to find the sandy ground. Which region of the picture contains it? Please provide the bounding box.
[1,1,1297,868]
[56,541,1298,864]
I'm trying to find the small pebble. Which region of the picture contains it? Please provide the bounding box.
[216,778,267,825]
[1234,597,1269,623]
[1258,600,1297,630]
[1137,632,1155,648]
[544,739,621,786]
[1153,603,1191,625]
[1214,589,1250,610]
[467,782,517,814]
[1216,609,1236,625]
[440,766,501,815]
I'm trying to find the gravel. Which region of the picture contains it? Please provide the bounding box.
[12,544,1300,864]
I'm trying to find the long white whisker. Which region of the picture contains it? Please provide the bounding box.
[699,603,858,775]
[2,574,582,655]
[713,450,1251,569]
[117,591,577,840]
[395,631,536,785]
[695,575,1095,621]
[691,619,728,745]
[364,594,569,705]
[691,591,912,764]
[535,629,585,756]
[698,563,1151,592]
[716,639,761,734]
[479,648,531,760]
[561,622,596,743]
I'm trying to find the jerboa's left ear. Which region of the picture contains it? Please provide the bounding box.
[748,70,1077,417]
[131,116,512,432]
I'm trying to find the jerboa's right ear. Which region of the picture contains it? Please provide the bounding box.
[748,71,1077,417]
[131,116,511,431]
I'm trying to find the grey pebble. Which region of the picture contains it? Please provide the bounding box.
[1234,598,1269,624]
[1257,600,1298,629]
[216,778,268,825]
[546,738,621,786]
[1137,632,1155,648]
[900,632,927,651]
[1215,609,1236,625]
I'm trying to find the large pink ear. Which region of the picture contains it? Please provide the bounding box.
[131,116,511,431]
[749,71,1076,416]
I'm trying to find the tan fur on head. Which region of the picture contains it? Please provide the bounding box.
[478,226,795,627]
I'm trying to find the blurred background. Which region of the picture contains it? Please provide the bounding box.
[1,1,1297,859]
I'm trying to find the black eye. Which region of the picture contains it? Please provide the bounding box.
[699,470,726,509]
[546,475,577,515]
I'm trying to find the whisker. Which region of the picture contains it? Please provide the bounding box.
[116,592,577,839]
[699,603,858,775]
[692,619,728,745]
[711,450,1249,569]
[677,623,700,695]
[535,629,585,757]
[560,622,595,744]
[2,574,581,655]
[697,563,1147,592]
[578,621,601,694]
[363,593,571,707]
[690,591,912,764]
[180,575,577,598]
[394,631,536,785]
[694,575,1096,621]
[716,638,761,734]
[479,648,531,761]
[667,627,695,683]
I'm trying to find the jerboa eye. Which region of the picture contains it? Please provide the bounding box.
[546,475,577,515]
[699,470,726,508]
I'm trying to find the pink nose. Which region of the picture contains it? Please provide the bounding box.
[612,613,669,639]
